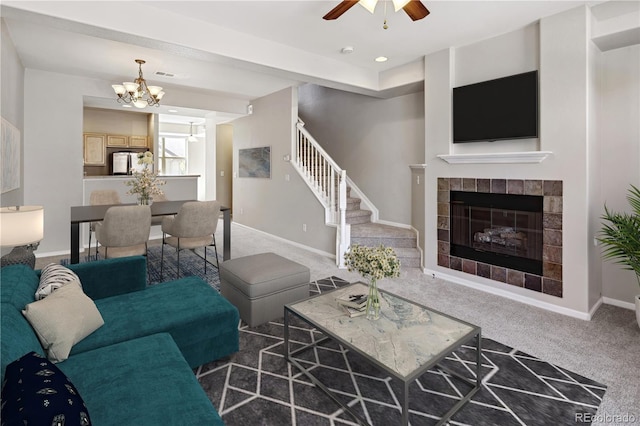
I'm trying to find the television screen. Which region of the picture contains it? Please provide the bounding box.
[453,71,538,143]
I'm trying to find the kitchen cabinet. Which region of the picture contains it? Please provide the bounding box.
[83,133,106,166]
[107,135,128,147]
[129,135,148,148]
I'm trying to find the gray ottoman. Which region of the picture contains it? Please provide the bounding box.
[219,252,310,327]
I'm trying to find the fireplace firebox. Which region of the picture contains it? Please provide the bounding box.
[450,191,543,275]
[437,178,563,298]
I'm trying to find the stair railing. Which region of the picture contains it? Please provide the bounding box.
[293,118,349,267]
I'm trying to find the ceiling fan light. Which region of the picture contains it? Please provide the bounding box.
[358,0,377,14]
[392,0,410,12]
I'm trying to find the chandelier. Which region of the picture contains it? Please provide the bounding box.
[112,59,165,109]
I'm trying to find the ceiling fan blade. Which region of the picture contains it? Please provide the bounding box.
[323,0,359,20]
[403,0,430,21]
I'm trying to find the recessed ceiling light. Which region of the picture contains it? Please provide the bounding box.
[122,104,132,108]
[168,109,178,113]
[341,46,354,54]
[375,56,388,62]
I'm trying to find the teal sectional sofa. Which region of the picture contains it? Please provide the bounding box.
[1,256,239,425]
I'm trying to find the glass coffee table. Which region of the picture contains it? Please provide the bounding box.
[284,282,482,425]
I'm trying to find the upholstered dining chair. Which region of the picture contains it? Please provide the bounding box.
[160,200,221,279]
[150,192,171,226]
[89,190,121,260]
[95,205,151,260]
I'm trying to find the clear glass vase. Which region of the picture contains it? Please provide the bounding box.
[366,278,380,320]
[137,195,153,205]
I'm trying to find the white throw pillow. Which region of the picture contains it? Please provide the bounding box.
[36,263,81,300]
[22,281,104,363]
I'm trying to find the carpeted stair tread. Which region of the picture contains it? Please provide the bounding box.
[345,209,372,225]
[350,223,415,239]
[393,247,422,268]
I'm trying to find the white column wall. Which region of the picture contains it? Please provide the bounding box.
[424,6,594,315]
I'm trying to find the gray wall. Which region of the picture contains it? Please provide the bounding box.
[1,19,24,208]
[216,123,233,210]
[410,166,425,262]
[298,85,425,226]
[232,87,335,256]
[598,44,640,304]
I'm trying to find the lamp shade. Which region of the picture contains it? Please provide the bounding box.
[0,206,44,247]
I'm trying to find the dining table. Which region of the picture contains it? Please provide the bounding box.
[70,200,231,264]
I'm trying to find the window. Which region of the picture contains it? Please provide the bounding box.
[158,137,187,175]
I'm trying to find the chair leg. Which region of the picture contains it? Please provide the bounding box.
[88,230,92,261]
[144,243,150,283]
[176,239,180,279]
[204,245,207,275]
[212,234,219,269]
[160,235,165,280]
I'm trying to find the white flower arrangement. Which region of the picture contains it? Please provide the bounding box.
[344,244,401,281]
[124,151,165,200]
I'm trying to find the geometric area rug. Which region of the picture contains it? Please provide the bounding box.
[195,277,607,426]
[61,244,222,289]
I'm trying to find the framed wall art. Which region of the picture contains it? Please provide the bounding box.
[238,146,271,178]
[1,117,20,194]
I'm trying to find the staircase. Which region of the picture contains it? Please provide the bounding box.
[343,187,422,268]
[293,119,422,269]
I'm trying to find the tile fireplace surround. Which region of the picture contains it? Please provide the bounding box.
[437,178,563,297]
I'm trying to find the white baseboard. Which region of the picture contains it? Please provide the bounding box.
[233,222,336,259]
[602,296,636,311]
[424,268,593,320]
[35,249,70,259]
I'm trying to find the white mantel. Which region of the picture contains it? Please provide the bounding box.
[437,151,553,164]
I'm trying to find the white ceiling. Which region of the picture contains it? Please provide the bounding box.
[2,0,612,123]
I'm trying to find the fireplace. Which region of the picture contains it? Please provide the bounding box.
[437,178,563,297]
[450,191,543,275]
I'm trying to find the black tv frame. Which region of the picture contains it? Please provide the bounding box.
[452,70,539,144]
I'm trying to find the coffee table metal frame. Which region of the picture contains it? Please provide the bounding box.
[283,283,482,426]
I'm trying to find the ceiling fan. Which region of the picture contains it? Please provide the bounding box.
[323,0,430,22]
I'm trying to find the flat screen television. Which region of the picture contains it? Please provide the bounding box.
[453,70,538,143]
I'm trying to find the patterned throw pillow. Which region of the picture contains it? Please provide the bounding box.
[1,351,91,425]
[36,264,81,300]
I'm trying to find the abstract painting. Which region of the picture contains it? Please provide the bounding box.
[1,117,20,193]
[238,146,271,178]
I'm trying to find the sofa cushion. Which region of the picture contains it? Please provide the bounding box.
[0,264,40,309]
[65,256,147,300]
[23,281,104,363]
[1,351,91,426]
[58,333,223,426]
[71,277,239,367]
[35,263,81,300]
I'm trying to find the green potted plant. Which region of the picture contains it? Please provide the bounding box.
[599,184,640,327]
